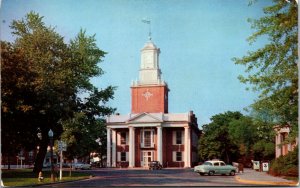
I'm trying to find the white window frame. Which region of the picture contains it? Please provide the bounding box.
[173,130,184,145]
[117,152,129,162]
[141,129,154,148]
[172,151,184,162]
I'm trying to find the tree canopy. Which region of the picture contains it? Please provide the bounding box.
[198,111,243,163]
[1,11,115,173]
[198,111,275,163]
[232,0,298,138]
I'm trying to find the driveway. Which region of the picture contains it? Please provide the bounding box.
[41,168,252,187]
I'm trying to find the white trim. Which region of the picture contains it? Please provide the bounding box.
[107,125,129,129]
[172,151,176,162]
[172,131,176,145]
[129,123,161,127]
[126,131,129,145]
[117,132,121,145]
[162,123,188,128]
[129,127,135,167]
[126,152,129,162]
[107,123,188,129]
[107,128,111,167]
[184,127,191,167]
[117,152,121,161]
[157,127,163,164]
[112,130,117,167]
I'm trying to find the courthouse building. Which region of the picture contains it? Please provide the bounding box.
[106,38,200,168]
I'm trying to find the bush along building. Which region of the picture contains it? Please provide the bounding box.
[106,38,200,168]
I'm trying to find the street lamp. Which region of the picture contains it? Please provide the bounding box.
[36,128,44,181]
[48,129,55,182]
[95,138,102,167]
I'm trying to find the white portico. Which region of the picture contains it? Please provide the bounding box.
[106,112,199,168]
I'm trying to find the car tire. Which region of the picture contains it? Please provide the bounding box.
[208,171,214,176]
[229,171,235,176]
[199,173,204,176]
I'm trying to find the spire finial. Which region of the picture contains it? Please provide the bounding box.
[142,18,151,40]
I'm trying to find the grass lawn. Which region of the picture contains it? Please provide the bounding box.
[2,168,92,187]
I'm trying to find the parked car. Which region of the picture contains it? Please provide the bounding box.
[56,163,72,168]
[73,162,91,170]
[149,161,162,170]
[194,160,237,176]
[43,162,51,168]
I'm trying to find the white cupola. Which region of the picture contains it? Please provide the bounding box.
[137,40,164,85]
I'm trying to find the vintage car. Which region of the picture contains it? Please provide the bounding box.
[73,162,91,170]
[194,160,237,176]
[149,161,162,170]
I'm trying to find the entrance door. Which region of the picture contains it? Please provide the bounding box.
[141,151,153,167]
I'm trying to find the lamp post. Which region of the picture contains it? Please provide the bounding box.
[48,129,55,182]
[36,128,44,181]
[95,138,102,167]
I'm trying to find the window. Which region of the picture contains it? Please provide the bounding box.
[144,131,151,147]
[141,130,154,148]
[28,151,34,160]
[121,132,126,145]
[213,162,220,166]
[203,162,212,166]
[176,152,182,161]
[220,162,226,166]
[121,152,126,162]
[176,131,182,145]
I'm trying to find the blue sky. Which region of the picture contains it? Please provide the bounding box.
[0,0,272,128]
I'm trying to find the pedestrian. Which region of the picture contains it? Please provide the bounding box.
[38,171,44,182]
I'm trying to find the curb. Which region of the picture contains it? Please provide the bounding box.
[235,175,299,186]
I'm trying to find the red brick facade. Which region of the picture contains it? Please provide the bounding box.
[131,85,168,113]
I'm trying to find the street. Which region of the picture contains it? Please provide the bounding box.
[41,168,252,187]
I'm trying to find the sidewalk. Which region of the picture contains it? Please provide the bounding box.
[235,168,299,186]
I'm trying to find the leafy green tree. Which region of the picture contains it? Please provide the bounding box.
[1,41,39,169]
[198,111,243,163]
[232,0,298,139]
[60,113,107,161]
[1,12,115,173]
[228,116,257,156]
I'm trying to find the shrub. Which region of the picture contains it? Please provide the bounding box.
[269,146,298,177]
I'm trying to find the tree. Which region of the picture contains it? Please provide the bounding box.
[1,41,39,169]
[60,114,107,161]
[1,12,115,173]
[228,116,257,156]
[198,111,243,163]
[232,0,298,139]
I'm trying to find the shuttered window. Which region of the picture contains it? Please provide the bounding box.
[121,132,126,145]
[121,152,126,161]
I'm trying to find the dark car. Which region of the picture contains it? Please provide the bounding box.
[149,161,162,170]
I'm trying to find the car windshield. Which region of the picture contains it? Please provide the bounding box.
[203,162,212,166]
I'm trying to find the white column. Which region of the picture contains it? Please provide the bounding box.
[184,126,191,168]
[112,129,117,167]
[275,133,279,158]
[157,126,163,164]
[129,127,135,167]
[107,128,111,167]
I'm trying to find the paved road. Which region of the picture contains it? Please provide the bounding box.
[41,168,253,187]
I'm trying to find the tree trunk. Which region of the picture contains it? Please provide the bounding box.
[7,155,10,170]
[33,139,48,174]
[225,150,230,164]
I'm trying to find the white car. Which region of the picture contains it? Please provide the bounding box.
[73,162,91,170]
[194,160,237,176]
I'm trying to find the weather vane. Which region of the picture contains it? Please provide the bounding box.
[142,18,151,40]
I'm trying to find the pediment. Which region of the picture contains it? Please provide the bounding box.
[128,113,163,123]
